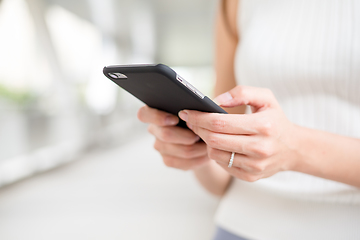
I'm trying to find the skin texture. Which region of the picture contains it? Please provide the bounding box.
[138,106,207,171]
[137,105,231,196]
[138,0,360,195]
[179,86,360,188]
[138,0,240,196]
[179,86,294,183]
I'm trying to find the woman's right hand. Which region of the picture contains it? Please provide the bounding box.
[137,106,210,171]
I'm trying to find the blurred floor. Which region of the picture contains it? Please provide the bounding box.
[0,134,219,240]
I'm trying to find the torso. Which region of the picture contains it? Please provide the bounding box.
[215,1,360,239]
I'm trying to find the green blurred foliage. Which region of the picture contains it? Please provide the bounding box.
[0,84,37,106]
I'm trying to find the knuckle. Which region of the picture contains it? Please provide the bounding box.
[209,118,226,131]
[147,125,154,134]
[235,85,245,95]
[153,140,162,152]
[239,86,250,98]
[206,132,220,148]
[249,161,266,173]
[188,135,200,145]
[264,88,272,95]
[163,156,190,171]
[259,121,273,136]
[179,165,191,171]
[263,88,276,104]
[252,141,274,158]
[163,157,175,168]
[242,173,261,182]
[267,89,275,98]
[182,145,196,158]
[159,128,173,142]
[261,143,274,158]
[260,88,273,98]
[207,148,219,160]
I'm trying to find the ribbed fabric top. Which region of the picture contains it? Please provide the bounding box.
[215,1,360,239]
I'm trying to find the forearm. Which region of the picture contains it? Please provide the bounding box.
[292,125,360,188]
[193,160,232,196]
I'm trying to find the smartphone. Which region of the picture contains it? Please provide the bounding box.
[103,64,227,128]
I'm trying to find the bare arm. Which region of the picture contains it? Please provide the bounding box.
[180,85,360,188]
[193,0,243,196]
[293,126,360,187]
[189,0,360,190]
[138,0,247,197]
[183,1,360,189]
[213,0,245,115]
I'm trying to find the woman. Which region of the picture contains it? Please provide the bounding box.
[138,0,360,239]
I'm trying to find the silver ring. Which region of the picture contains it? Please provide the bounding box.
[228,152,235,168]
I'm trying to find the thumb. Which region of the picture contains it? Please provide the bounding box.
[213,86,278,111]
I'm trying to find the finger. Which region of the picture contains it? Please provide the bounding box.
[154,139,207,159]
[179,110,262,135]
[148,125,200,145]
[214,86,279,111]
[138,105,179,126]
[215,161,263,182]
[208,147,265,174]
[190,126,273,159]
[162,154,209,171]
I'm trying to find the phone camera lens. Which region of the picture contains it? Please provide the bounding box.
[109,73,119,78]
[108,73,127,79]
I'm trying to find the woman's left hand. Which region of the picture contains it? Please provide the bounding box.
[178,86,300,182]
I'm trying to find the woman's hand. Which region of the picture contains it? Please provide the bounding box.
[137,106,210,171]
[178,86,300,182]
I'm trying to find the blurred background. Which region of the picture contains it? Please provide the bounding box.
[0,0,220,239]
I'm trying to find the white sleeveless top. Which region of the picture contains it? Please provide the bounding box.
[215,1,360,239]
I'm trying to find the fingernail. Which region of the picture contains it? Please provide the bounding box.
[178,111,188,121]
[165,116,178,125]
[213,92,233,105]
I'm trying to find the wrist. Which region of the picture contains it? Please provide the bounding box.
[287,124,321,175]
[286,123,306,172]
[193,159,212,173]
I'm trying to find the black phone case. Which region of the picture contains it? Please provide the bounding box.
[103,64,227,128]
